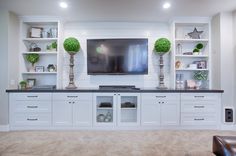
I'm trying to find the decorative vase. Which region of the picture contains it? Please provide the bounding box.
[29,64,35,72]
[157,54,167,89]
[66,53,77,89]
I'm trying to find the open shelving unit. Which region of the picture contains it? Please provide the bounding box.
[19,17,61,88]
[171,19,211,90]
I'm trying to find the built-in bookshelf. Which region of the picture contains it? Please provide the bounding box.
[171,19,211,90]
[19,17,61,88]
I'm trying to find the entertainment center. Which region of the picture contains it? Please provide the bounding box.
[6,17,225,131]
[7,89,223,130]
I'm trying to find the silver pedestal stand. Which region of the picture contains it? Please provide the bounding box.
[157,54,167,89]
[66,53,77,89]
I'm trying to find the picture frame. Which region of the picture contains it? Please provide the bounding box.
[35,66,44,72]
[27,79,36,88]
[30,27,43,38]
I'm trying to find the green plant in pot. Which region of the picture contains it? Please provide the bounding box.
[193,43,204,55]
[193,71,208,89]
[63,37,80,89]
[154,38,171,89]
[19,81,27,90]
[25,54,40,72]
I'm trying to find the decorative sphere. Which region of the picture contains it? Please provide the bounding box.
[154,38,171,54]
[63,37,80,54]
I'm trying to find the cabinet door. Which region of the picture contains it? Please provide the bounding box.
[117,93,141,126]
[53,101,73,126]
[160,100,180,126]
[93,93,116,126]
[141,94,161,126]
[73,100,92,127]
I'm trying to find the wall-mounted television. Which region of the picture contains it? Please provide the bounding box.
[87,39,148,75]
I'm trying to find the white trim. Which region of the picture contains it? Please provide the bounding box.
[0,125,9,132]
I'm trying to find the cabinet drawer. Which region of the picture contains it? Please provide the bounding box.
[12,93,51,101]
[181,101,216,113]
[142,93,180,101]
[53,93,92,101]
[14,101,51,113]
[12,113,51,126]
[181,93,219,101]
[181,113,216,125]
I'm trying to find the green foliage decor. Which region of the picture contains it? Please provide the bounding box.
[193,43,204,53]
[193,71,208,80]
[154,38,171,54]
[193,48,200,53]
[19,80,27,85]
[63,37,80,54]
[26,54,40,65]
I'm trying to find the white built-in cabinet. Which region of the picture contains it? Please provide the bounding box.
[141,93,180,126]
[52,93,92,127]
[93,93,140,127]
[8,92,221,130]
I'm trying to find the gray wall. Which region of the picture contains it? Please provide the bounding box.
[0,10,19,125]
[0,9,9,125]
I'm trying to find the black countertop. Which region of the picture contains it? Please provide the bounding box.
[6,88,224,93]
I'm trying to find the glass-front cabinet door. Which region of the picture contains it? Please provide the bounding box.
[117,93,140,126]
[93,93,116,126]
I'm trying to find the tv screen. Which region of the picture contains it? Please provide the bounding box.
[87,39,148,75]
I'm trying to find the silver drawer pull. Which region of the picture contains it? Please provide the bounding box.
[27,96,38,98]
[27,106,38,108]
[67,96,78,98]
[27,118,38,121]
[194,96,204,98]
[194,118,204,121]
[156,96,166,98]
[194,106,205,108]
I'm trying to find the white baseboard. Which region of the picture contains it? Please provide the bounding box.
[0,125,9,132]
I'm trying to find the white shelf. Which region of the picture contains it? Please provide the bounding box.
[22,52,58,55]
[175,69,209,71]
[22,72,57,75]
[175,55,209,58]
[22,38,58,41]
[175,39,209,42]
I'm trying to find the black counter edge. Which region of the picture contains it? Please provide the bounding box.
[6,89,224,93]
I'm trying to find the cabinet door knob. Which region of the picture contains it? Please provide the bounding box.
[162,102,164,104]
[72,102,75,104]
[69,102,72,104]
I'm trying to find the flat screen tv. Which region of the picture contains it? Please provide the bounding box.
[87,39,148,75]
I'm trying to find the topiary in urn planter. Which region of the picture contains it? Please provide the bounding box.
[63,37,81,89]
[154,38,171,89]
[25,54,40,72]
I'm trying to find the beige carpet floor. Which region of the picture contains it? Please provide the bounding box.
[0,130,236,156]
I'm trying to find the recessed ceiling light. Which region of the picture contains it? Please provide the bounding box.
[163,2,171,9]
[59,2,68,8]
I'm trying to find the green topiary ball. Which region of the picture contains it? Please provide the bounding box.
[154,38,171,54]
[196,43,204,49]
[63,37,80,54]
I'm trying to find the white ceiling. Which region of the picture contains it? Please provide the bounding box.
[0,0,236,22]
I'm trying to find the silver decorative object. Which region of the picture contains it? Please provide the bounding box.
[157,54,167,89]
[66,53,77,89]
[188,28,203,39]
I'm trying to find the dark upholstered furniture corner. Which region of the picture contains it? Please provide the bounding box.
[213,136,236,156]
